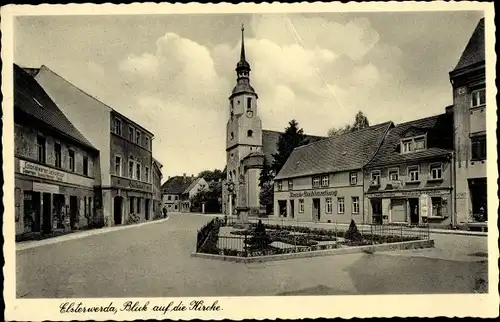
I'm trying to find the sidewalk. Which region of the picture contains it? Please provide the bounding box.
[16,217,170,252]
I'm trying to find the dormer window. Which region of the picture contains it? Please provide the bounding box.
[401,135,426,154]
[471,88,486,108]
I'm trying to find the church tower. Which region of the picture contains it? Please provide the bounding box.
[225,24,263,217]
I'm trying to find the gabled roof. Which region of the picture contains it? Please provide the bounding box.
[262,129,326,165]
[452,18,485,72]
[275,122,392,180]
[161,176,196,194]
[13,64,97,151]
[366,113,454,168]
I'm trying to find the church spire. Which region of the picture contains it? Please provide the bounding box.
[236,23,251,74]
[240,23,246,62]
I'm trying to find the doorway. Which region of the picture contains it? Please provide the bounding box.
[290,200,295,219]
[53,194,65,230]
[69,196,78,230]
[42,193,52,234]
[409,198,419,225]
[114,196,123,225]
[145,199,150,220]
[278,200,287,217]
[371,198,382,224]
[24,191,40,233]
[312,198,320,222]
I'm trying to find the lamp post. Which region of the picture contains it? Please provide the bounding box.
[226,179,235,218]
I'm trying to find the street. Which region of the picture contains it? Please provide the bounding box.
[16,213,488,298]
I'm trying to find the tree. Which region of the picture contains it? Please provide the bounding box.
[190,181,223,213]
[198,169,225,182]
[271,119,310,176]
[327,111,370,137]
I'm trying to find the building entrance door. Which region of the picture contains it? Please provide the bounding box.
[42,193,52,234]
[69,196,78,230]
[145,199,150,220]
[278,200,287,218]
[391,199,406,223]
[371,198,382,224]
[409,198,419,225]
[24,191,41,233]
[290,200,295,219]
[114,196,123,225]
[312,198,320,222]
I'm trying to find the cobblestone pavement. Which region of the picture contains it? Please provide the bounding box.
[16,213,488,298]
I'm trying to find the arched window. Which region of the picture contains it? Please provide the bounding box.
[247,130,253,137]
[230,132,234,139]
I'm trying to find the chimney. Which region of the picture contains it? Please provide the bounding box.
[445,105,454,115]
[183,173,186,182]
[191,174,194,178]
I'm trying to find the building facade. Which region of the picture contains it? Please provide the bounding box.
[364,112,455,227]
[14,64,101,238]
[449,18,487,226]
[152,158,164,218]
[273,122,392,224]
[32,65,155,226]
[161,175,208,212]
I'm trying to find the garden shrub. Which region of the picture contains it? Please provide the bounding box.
[344,219,363,242]
[125,213,141,225]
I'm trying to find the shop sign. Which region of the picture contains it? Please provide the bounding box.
[289,189,337,198]
[113,177,152,192]
[20,160,67,182]
[33,182,60,194]
[368,189,449,198]
[420,193,429,218]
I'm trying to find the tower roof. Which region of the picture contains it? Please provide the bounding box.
[452,18,485,72]
[236,24,251,72]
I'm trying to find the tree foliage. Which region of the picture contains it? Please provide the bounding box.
[190,181,223,213]
[198,168,225,182]
[327,111,370,137]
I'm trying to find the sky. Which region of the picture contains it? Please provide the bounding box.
[14,11,484,180]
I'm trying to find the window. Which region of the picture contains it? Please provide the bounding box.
[54,142,61,168]
[136,163,141,181]
[389,169,399,181]
[288,180,293,190]
[299,199,304,213]
[350,172,357,185]
[129,158,134,179]
[145,136,150,150]
[312,177,320,188]
[414,138,426,151]
[114,118,122,135]
[37,135,46,163]
[130,197,135,213]
[277,181,283,191]
[69,150,75,172]
[129,126,134,141]
[175,195,179,200]
[370,171,381,186]
[247,97,252,110]
[168,195,171,201]
[115,156,122,176]
[145,166,149,182]
[321,175,329,187]
[471,88,486,108]
[83,156,89,176]
[352,196,360,214]
[471,135,486,161]
[230,132,234,140]
[337,197,345,214]
[408,166,419,182]
[136,131,141,145]
[325,197,333,214]
[137,198,141,214]
[431,197,443,217]
[247,130,253,137]
[402,139,412,153]
[430,163,442,180]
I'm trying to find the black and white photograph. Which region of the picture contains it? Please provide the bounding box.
[2,1,498,320]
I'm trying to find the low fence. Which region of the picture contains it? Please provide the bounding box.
[196,217,223,252]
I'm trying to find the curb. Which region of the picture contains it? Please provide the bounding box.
[16,217,170,252]
[191,239,435,263]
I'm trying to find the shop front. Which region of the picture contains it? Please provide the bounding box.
[366,188,452,227]
[109,176,153,224]
[15,159,96,238]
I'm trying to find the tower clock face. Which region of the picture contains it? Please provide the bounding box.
[246,110,254,118]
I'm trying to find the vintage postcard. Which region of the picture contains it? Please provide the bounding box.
[2,1,498,320]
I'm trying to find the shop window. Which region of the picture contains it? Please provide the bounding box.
[277,181,283,191]
[471,88,486,108]
[114,118,122,135]
[370,171,381,186]
[325,197,333,214]
[431,197,444,217]
[321,175,329,187]
[115,156,122,176]
[312,177,320,188]
[130,197,135,213]
[37,135,46,163]
[68,149,75,172]
[54,142,62,168]
[83,156,89,176]
[430,163,442,180]
[337,197,345,214]
[137,198,141,214]
[299,199,304,213]
[471,135,486,161]
[408,166,419,182]
[288,180,293,190]
[349,172,357,185]
[352,196,360,214]
[389,168,399,181]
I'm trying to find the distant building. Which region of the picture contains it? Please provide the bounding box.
[31,65,155,226]
[273,122,392,224]
[13,64,100,238]
[449,18,487,227]
[152,158,163,218]
[364,112,454,227]
[161,175,209,212]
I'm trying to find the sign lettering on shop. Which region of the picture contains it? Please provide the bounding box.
[368,189,449,198]
[20,160,67,182]
[289,190,337,198]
